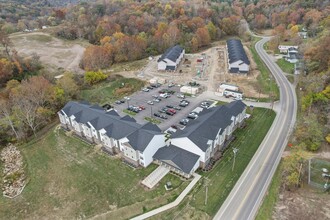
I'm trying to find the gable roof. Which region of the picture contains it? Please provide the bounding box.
[60,101,162,151]
[171,101,246,152]
[153,144,200,174]
[227,39,250,65]
[158,45,184,63]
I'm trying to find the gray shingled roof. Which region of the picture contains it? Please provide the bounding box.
[158,45,184,63]
[153,144,200,174]
[227,39,250,65]
[171,101,246,152]
[60,101,162,151]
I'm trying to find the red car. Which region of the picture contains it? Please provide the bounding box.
[168,108,176,114]
[139,105,145,110]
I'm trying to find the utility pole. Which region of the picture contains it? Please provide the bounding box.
[150,106,153,117]
[232,148,239,171]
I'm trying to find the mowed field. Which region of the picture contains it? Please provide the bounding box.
[0,127,188,219]
[10,32,88,74]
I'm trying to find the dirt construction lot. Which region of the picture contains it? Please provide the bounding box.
[10,31,87,74]
[124,42,269,99]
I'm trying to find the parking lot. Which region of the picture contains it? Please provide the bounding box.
[113,84,210,131]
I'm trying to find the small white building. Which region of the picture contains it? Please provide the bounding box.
[223,89,243,99]
[278,45,298,54]
[180,86,200,95]
[218,83,239,93]
[157,45,185,71]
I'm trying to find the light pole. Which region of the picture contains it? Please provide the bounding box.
[232,147,239,171]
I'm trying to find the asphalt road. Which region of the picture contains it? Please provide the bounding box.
[214,37,297,219]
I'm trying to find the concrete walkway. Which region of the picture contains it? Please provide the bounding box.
[131,173,202,220]
[199,91,280,113]
[141,166,169,189]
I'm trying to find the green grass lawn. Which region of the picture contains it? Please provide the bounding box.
[0,128,187,219]
[250,37,280,101]
[256,162,283,220]
[80,76,145,105]
[276,58,294,74]
[150,107,276,219]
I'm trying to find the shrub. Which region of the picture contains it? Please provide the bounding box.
[84,71,108,85]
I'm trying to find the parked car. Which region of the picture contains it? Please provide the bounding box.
[179,118,189,125]
[152,94,159,98]
[177,94,185,99]
[154,113,161,117]
[139,105,145,110]
[153,98,160,103]
[115,100,122,104]
[173,106,181,110]
[159,93,170,98]
[168,83,175,87]
[147,101,154,105]
[158,109,166,113]
[142,88,149,92]
[120,99,126,103]
[179,100,189,107]
[166,110,174,116]
[160,114,168,119]
[187,114,197,119]
[168,109,176,114]
[166,105,174,108]
[124,96,130,100]
[179,102,188,107]
[171,125,178,129]
[147,86,154,90]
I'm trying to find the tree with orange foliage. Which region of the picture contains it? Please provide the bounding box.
[196,27,210,47]
[0,58,13,84]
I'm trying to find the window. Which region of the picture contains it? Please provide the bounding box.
[140,156,144,160]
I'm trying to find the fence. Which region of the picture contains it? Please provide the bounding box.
[308,158,330,190]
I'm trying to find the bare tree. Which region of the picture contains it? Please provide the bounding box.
[0,98,20,139]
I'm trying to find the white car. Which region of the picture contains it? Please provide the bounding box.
[124,96,130,100]
[147,101,154,105]
[142,88,149,92]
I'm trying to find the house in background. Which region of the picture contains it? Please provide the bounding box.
[298,31,308,39]
[154,101,247,177]
[58,101,165,167]
[285,47,300,64]
[226,39,250,74]
[278,45,298,54]
[157,45,185,71]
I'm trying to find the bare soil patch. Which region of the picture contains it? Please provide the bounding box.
[10,32,88,74]
[117,41,268,99]
[273,186,330,220]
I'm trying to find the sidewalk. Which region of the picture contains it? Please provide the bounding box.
[200,91,279,112]
[141,166,169,189]
[131,173,202,220]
